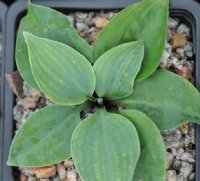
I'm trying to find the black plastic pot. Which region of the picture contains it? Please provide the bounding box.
[0,2,7,181]
[2,0,200,180]
[0,0,15,6]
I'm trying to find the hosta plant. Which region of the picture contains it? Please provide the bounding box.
[7,0,200,180]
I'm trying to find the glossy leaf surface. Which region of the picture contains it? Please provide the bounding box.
[24,33,95,106]
[8,105,82,167]
[16,3,92,90]
[93,0,169,80]
[121,110,166,181]
[94,41,144,100]
[116,70,200,130]
[71,109,140,181]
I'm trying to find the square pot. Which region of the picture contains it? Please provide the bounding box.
[2,0,200,180]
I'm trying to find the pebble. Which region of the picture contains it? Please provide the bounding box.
[176,148,184,160]
[167,152,174,169]
[175,48,185,59]
[171,33,187,49]
[184,42,193,52]
[175,66,194,83]
[28,176,37,181]
[67,171,77,181]
[162,129,182,148]
[64,159,74,168]
[160,50,171,68]
[188,173,195,180]
[76,22,89,32]
[173,159,182,170]
[90,28,100,43]
[76,12,88,22]
[95,17,109,28]
[13,105,33,126]
[168,17,179,29]
[180,124,189,135]
[57,163,67,180]
[186,51,193,58]
[20,173,28,181]
[177,23,190,37]
[19,167,35,176]
[31,89,42,101]
[104,12,115,19]
[166,170,177,181]
[177,175,187,181]
[180,161,193,178]
[181,152,195,163]
[20,97,36,109]
[171,148,177,157]
[33,166,56,178]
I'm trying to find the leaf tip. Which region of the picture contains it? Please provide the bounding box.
[6,156,13,166]
[6,160,11,166]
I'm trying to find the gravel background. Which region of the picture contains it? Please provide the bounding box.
[3,11,197,181]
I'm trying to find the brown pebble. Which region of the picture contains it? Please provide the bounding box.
[174,66,194,84]
[95,17,109,28]
[5,71,24,98]
[31,89,42,101]
[57,163,67,179]
[33,166,56,178]
[64,159,74,168]
[89,28,100,44]
[171,33,187,49]
[180,124,189,135]
[21,97,36,109]
[62,178,68,181]
[20,173,28,181]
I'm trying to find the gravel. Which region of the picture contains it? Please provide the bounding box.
[161,17,195,181]
[9,11,196,181]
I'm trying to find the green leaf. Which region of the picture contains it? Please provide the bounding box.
[24,32,95,106]
[94,41,144,100]
[93,0,169,80]
[16,3,92,90]
[7,104,82,167]
[120,110,166,181]
[115,70,200,130]
[71,108,140,181]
